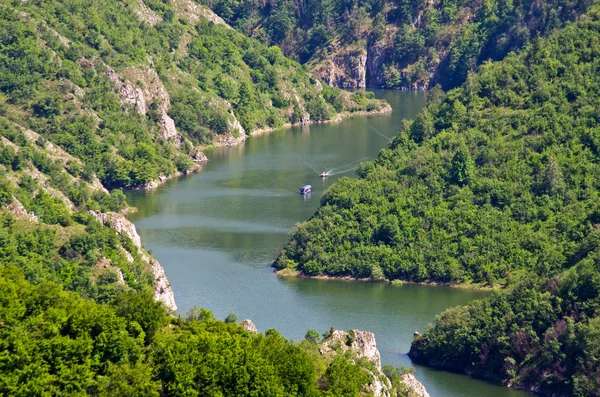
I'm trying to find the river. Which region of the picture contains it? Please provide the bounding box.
[126,90,533,397]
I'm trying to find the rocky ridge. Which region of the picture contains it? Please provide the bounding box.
[88,210,178,312]
[319,329,429,397]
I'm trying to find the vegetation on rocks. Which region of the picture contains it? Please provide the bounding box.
[0,1,410,396]
[201,0,592,89]
[0,0,385,190]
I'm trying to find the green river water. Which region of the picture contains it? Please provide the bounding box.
[126,90,534,397]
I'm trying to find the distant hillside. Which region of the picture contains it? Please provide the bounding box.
[0,0,386,191]
[275,5,600,288]
[200,0,593,89]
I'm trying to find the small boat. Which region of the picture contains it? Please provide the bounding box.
[299,185,311,194]
[320,170,329,177]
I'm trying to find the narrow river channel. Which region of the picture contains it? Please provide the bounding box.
[126,90,534,397]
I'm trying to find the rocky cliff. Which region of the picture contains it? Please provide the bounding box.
[207,0,593,91]
[319,329,429,397]
[89,211,178,312]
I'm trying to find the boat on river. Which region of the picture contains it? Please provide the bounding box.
[320,170,329,177]
[299,185,311,194]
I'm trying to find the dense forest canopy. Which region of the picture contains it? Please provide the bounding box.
[1,262,405,396]
[276,4,600,287]
[410,251,600,395]
[200,0,592,89]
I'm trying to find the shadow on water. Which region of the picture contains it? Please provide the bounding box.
[126,90,534,397]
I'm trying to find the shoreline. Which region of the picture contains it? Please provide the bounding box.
[274,268,497,291]
[136,104,393,191]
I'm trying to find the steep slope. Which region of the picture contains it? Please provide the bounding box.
[274,7,600,395]
[275,6,600,288]
[201,0,593,89]
[409,255,600,396]
[0,119,177,310]
[0,1,423,395]
[0,0,386,190]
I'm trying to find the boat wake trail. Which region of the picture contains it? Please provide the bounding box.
[369,126,392,142]
[292,153,320,174]
[328,164,359,176]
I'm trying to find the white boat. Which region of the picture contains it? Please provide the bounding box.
[320,171,329,177]
[300,185,312,194]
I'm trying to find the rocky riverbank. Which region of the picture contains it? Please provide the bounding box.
[135,102,392,191]
[320,329,429,397]
[89,210,177,312]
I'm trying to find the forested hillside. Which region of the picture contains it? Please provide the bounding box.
[0,0,385,190]
[274,4,600,395]
[201,0,592,89]
[409,256,600,395]
[275,5,600,288]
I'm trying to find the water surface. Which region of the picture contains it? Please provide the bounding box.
[127,90,532,397]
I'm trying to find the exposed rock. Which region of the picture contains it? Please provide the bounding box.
[193,151,208,162]
[366,39,390,87]
[89,211,142,248]
[240,319,258,333]
[93,257,125,285]
[314,79,323,93]
[88,210,177,312]
[171,0,230,27]
[401,373,430,397]
[301,113,311,125]
[148,255,178,312]
[313,48,367,89]
[80,59,94,69]
[120,246,135,263]
[159,113,178,139]
[3,199,38,223]
[228,111,246,137]
[214,132,246,147]
[133,0,162,26]
[106,66,185,141]
[319,329,429,397]
[320,329,381,369]
[142,180,159,191]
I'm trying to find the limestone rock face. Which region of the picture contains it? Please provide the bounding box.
[213,132,246,147]
[193,151,208,163]
[401,373,430,397]
[319,329,429,397]
[301,113,311,125]
[89,211,142,248]
[240,319,258,333]
[320,329,381,369]
[366,40,389,87]
[88,210,177,312]
[314,48,368,89]
[134,0,162,26]
[4,199,38,223]
[104,66,182,141]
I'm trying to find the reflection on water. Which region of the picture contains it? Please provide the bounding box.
[127,90,533,397]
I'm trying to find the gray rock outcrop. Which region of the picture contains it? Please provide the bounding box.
[240,319,258,333]
[88,210,177,312]
[104,66,180,141]
[319,329,429,397]
[3,199,38,223]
